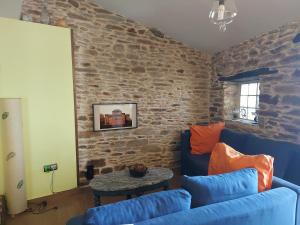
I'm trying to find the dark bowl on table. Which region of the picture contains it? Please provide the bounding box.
[129,164,148,178]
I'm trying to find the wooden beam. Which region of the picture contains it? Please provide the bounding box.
[219,68,278,82]
[293,33,300,44]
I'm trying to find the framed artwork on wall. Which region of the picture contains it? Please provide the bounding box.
[93,103,138,131]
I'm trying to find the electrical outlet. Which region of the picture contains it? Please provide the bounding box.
[44,163,58,173]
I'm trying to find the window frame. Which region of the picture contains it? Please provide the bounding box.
[239,82,260,122]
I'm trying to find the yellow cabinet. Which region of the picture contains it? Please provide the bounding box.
[0,18,77,200]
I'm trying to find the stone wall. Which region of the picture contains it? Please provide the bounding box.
[22,0,212,184]
[223,82,240,120]
[210,22,300,144]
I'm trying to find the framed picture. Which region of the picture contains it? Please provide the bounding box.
[93,103,138,131]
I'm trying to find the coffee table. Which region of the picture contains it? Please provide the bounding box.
[89,167,174,206]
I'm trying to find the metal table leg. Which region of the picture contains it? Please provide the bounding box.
[94,193,101,206]
[126,195,132,199]
[163,181,170,190]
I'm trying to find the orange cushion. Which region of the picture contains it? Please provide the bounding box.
[208,143,274,192]
[190,122,225,155]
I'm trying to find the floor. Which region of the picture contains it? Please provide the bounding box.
[6,169,181,225]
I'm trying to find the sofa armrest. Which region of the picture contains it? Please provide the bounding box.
[181,130,191,154]
[181,130,191,175]
[272,176,300,225]
[272,176,300,193]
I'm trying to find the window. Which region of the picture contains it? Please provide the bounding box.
[239,82,260,121]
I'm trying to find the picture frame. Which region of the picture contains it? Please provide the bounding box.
[93,103,138,131]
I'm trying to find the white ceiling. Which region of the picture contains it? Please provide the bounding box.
[1,0,300,52]
[96,0,300,53]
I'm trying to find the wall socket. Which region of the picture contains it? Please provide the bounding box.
[44,163,58,173]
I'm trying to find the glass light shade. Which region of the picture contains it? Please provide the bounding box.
[209,0,237,32]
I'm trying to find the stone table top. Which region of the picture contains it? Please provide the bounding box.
[89,167,174,192]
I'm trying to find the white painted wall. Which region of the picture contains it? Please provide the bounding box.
[0,0,23,19]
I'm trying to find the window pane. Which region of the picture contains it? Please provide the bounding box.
[248,83,257,95]
[248,96,257,108]
[247,108,256,121]
[257,83,260,95]
[241,84,249,95]
[239,82,260,121]
[240,96,248,107]
[240,108,247,119]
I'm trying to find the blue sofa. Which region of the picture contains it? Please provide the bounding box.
[136,188,296,225]
[181,128,300,225]
[181,128,300,184]
[67,187,297,225]
[66,128,300,225]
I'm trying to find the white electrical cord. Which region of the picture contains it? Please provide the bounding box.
[50,170,56,194]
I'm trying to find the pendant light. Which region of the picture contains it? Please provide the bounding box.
[209,0,237,32]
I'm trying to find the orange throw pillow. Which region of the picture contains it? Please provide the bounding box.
[208,143,274,192]
[190,122,225,155]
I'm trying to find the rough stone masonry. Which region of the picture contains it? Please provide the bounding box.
[210,22,300,143]
[22,0,300,185]
[22,0,212,184]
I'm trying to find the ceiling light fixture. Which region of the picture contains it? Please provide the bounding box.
[209,0,237,32]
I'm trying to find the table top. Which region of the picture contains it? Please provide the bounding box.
[89,167,174,192]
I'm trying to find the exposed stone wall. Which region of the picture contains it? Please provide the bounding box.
[210,22,300,143]
[22,0,212,184]
[223,82,240,120]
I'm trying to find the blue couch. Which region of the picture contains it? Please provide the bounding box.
[67,187,297,225]
[136,188,296,225]
[181,128,300,183]
[66,128,300,225]
[181,128,300,225]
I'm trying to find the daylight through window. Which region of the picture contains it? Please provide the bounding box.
[239,83,260,121]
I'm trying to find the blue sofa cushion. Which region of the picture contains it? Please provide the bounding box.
[284,150,300,185]
[181,130,210,176]
[84,189,191,225]
[135,188,297,225]
[184,152,210,176]
[243,134,293,178]
[182,168,258,208]
[220,129,248,153]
